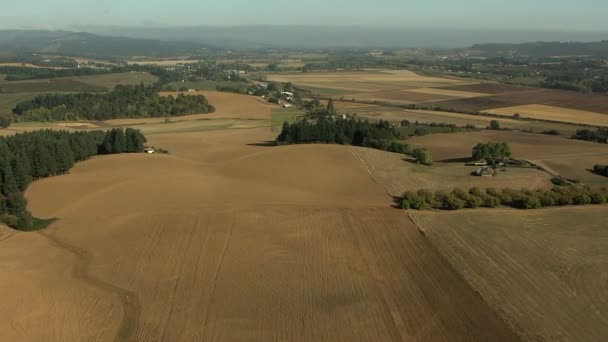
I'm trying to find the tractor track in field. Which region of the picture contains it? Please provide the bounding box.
[37,230,142,342]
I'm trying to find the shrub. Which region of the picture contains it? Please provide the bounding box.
[442,195,465,210]
[489,120,501,130]
[0,214,19,228]
[486,187,500,197]
[572,193,592,205]
[465,195,483,208]
[469,187,484,197]
[401,192,426,210]
[590,191,607,204]
[451,188,469,201]
[412,148,433,166]
[482,195,501,208]
[538,191,558,207]
[512,194,542,209]
[551,177,568,186]
[416,189,435,205]
[542,129,560,135]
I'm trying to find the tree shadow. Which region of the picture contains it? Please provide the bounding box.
[391,196,403,209]
[247,141,277,147]
[437,157,472,164]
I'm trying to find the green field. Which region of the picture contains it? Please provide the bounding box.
[297,85,353,96]
[71,72,158,89]
[164,80,250,92]
[271,108,305,131]
[0,79,106,94]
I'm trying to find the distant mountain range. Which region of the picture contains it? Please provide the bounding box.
[1,28,608,58]
[469,41,608,57]
[82,25,608,50]
[0,30,205,58]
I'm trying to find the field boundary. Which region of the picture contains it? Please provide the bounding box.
[405,211,526,341]
[37,230,142,342]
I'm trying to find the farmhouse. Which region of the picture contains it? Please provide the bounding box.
[144,148,155,154]
[283,104,293,108]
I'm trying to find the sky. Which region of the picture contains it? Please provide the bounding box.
[1,0,607,31]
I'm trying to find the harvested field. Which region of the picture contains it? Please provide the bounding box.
[126,59,202,66]
[407,87,489,98]
[71,72,158,89]
[430,88,608,115]
[437,82,535,94]
[487,104,608,126]
[268,70,472,96]
[4,130,518,341]
[0,78,105,93]
[0,230,122,341]
[350,146,552,196]
[342,90,458,105]
[408,130,608,184]
[106,91,277,126]
[413,207,608,342]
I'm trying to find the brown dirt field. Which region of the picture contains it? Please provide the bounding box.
[106,91,276,126]
[408,130,608,184]
[4,128,520,341]
[487,104,608,126]
[350,146,552,196]
[268,70,471,93]
[413,207,608,342]
[437,83,535,94]
[407,87,489,98]
[343,90,458,105]
[430,88,608,116]
[0,230,122,341]
[126,60,202,66]
[347,106,587,135]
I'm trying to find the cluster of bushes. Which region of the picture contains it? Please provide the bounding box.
[573,128,608,143]
[400,185,608,211]
[0,128,147,230]
[276,117,410,153]
[12,83,213,121]
[398,120,477,136]
[594,165,608,177]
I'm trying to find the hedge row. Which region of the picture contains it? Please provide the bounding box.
[401,185,608,211]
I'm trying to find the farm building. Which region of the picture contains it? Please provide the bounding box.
[144,148,155,154]
[475,166,495,177]
[283,104,293,108]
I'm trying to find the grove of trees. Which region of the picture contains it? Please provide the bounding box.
[0,128,147,230]
[12,83,213,121]
[276,117,410,154]
[412,148,433,165]
[573,128,608,144]
[400,185,608,211]
[472,142,512,164]
[594,164,608,177]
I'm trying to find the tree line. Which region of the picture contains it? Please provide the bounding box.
[573,128,608,144]
[0,128,146,230]
[12,83,213,121]
[400,185,608,211]
[276,116,410,154]
[0,66,114,81]
[594,165,608,177]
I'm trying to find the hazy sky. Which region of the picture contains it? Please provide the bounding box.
[2,0,607,31]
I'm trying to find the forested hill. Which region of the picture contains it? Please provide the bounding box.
[469,41,608,57]
[0,128,147,231]
[12,84,214,121]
